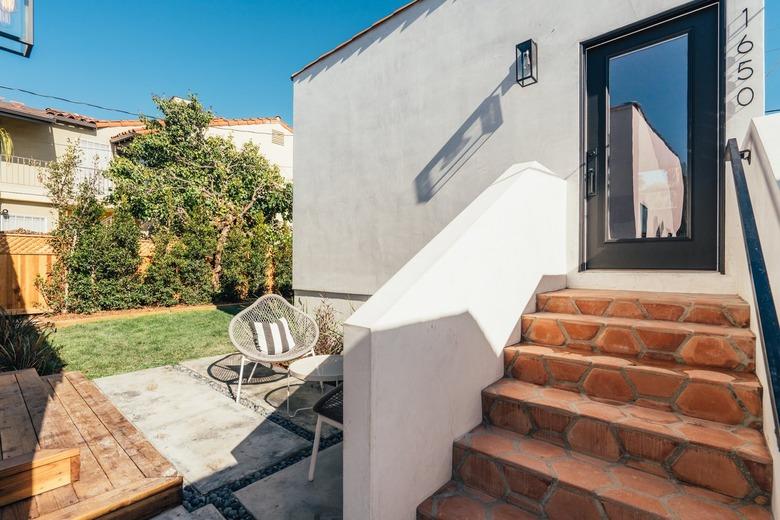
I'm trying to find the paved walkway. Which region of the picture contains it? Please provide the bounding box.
[235,445,342,520]
[96,355,342,520]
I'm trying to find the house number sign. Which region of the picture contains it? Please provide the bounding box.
[735,7,755,107]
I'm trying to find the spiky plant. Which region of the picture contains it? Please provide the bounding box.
[0,307,62,375]
[0,128,12,159]
[312,299,346,356]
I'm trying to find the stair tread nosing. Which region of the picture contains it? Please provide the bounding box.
[35,476,183,520]
[526,312,754,336]
[537,289,750,328]
[539,289,748,306]
[453,424,771,519]
[522,312,755,371]
[482,378,771,499]
[418,481,536,520]
[504,343,762,426]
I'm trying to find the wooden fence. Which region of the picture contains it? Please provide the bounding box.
[0,233,54,314]
[0,233,153,315]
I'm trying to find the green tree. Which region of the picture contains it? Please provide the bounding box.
[36,145,91,312]
[37,145,143,313]
[109,95,292,292]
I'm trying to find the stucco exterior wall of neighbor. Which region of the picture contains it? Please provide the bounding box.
[0,116,57,162]
[209,123,294,180]
[0,115,101,163]
[292,0,765,309]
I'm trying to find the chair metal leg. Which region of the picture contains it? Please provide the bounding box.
[248,361,259,382]
[308,416,323,481]
[236,356,246,402]
[286,368,291,416]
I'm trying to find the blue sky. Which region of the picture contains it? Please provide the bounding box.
[0,1,778,122]
[0,1,406,122]
[767,1,780,112]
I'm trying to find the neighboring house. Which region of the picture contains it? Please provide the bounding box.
[0,101,115,232]
[0,100,293,233]
[292,1,780,519]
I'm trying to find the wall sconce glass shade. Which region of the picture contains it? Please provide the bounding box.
[516,39,538,87]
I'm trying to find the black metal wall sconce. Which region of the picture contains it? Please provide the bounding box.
[516,39,538,86]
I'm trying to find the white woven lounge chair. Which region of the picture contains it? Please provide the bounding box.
[228,294,319,402]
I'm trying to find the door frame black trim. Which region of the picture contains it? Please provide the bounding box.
[578,0,724,272]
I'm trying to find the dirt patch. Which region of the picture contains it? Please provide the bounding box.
[50,302,245,329]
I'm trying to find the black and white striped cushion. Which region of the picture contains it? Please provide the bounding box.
[252,317,296,355]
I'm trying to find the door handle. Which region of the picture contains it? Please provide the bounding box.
[585,149,598,198]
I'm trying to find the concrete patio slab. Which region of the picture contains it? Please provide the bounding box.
[153,504,225,520]
[181,353,339,436]
[191,504,226,520]
[235,444,342,520]
[96,365,309,494]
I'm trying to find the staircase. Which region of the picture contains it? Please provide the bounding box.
[418,289,773,519]
[0,369,182,520]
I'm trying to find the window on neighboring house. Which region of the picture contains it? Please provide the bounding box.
[271,130,285,146]
[0,213,48,233]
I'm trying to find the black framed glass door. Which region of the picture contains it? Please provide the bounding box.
[583,3,720,270]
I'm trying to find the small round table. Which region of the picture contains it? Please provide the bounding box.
[286,354,343,416]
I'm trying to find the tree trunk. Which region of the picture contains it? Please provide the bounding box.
[265,245,275,294]
[63,232,78,314]
[212,223,232,290]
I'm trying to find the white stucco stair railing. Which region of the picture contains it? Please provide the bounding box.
[738,116,780,511]
[342,162,568,520]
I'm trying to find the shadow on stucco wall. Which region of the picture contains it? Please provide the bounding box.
[414,64,516,203]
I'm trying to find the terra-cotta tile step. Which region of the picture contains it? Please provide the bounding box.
[520,312,755,372]
[503,344,762,426]
[482,377,771,499]
[417,481,537,520]
[537,289,750,328]
[451,424,770,519]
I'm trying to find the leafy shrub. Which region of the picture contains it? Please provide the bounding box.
[67,209,144,313]
[268,222,293,300]
[220,222,268,302]
[142,223,216,307]
[0,308,61,375]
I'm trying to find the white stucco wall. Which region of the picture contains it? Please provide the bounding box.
[293,0,765,306]
[739,115,780,513]
[344,163,567,519]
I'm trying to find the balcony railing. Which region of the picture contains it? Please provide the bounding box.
[0,155,48,186]
[0,155,114,198]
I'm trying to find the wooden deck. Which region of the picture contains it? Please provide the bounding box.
[0,369,182,520]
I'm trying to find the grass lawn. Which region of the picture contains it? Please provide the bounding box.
[53,306,241,379]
